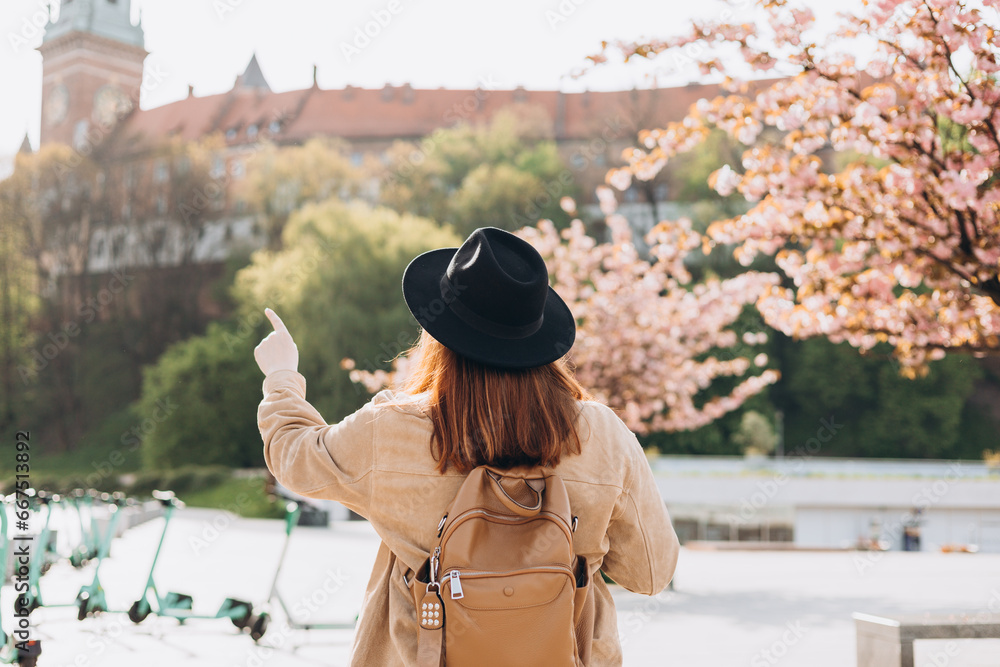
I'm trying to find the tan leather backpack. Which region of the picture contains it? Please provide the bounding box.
[407,465,595,666]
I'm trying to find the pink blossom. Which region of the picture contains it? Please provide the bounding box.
[709,164,741,197]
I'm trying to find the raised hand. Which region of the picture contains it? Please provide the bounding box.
[254,308,299,376]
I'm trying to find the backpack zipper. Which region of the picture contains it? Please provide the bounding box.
[446,564,575,578]
[442,563,575,601]
[449,570,464,599]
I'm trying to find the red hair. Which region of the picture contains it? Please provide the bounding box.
[402,331,592,474]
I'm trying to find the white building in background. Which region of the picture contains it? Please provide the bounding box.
[651,456,1000,553]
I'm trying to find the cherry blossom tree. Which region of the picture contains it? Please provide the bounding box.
[598,0,1000,375]
[346,192,779,434]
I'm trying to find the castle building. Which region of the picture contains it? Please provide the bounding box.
[32,0,733,276]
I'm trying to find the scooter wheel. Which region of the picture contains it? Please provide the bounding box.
[250,612,269,641]
[128,600,150,624]
[231,605,253,630]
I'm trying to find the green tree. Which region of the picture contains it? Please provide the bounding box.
[779,338,984,458]
[0,185,39,438]
[138,199,457,468]
[732,411,777,456]
[233,199,460,424]
[138,322,262,469]
[378,106,573,236]
[240,137,367,248]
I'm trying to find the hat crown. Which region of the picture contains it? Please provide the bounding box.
[401,226,575,368]
[443,228,549,334]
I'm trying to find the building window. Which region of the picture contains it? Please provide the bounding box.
[246,124,258,140]
[156,194,167,215]
[570,153,587,170]
[176,155,190,175]
[269,120,281,135]
[210,155,225,179]
[624,185,639,203]
[73,120,90,151]
[226,127,238,141]
[153,159,169,184]
[230,159,246,179]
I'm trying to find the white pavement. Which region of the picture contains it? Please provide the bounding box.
[3,507,1000,666]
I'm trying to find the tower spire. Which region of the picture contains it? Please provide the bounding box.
[234,53,271,92]
[44,0,145,48]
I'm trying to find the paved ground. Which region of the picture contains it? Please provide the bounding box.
[4,507,1000,666]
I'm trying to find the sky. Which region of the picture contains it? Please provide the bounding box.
[0,0,856,169]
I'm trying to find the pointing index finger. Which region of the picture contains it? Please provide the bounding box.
[265,308,288,333]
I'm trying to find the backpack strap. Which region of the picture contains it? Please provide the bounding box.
[411,548,446,666]
[416,585,445,666]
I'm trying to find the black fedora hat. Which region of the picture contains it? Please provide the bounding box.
[402,227,576,369]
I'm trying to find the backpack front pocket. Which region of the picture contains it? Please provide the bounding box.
[442,567,577,666]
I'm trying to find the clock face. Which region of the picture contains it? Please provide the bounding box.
[45,84,69,126]
[93,85,132,126]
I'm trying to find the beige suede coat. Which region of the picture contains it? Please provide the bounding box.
[258,369,679,666]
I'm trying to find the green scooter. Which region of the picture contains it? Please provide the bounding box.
[0,495,42,667]
[67,489,98,568]
[250,501,356,642]
[22,492,79,613]
[75,492,128,620]
[126,491,255,632]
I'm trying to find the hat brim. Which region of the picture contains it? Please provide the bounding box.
[402,248,576,369]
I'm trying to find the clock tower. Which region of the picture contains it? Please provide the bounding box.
[38,0,147,148]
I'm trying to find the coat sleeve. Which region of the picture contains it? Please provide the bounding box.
[257,369,378,516]
[601,418,680,596]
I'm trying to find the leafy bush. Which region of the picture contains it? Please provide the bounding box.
[138,322,263,469]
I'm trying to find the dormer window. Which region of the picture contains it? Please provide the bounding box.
[268,120,281,135]
[226,128,238,141]
[246,124,258,140]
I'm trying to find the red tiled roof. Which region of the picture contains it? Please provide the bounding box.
[119,79,783,149]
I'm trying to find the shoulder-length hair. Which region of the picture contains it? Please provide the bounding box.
[401,330,593,474]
